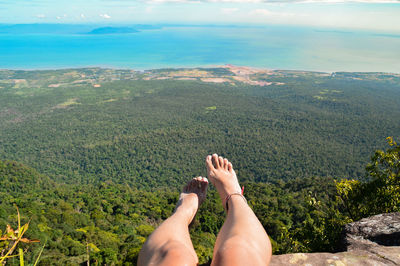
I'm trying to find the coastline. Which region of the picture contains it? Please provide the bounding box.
[1,64,399,75]
[1,65,399,92]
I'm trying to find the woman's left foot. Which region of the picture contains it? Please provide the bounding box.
[175,176,208,225]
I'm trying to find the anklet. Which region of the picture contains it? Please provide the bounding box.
[225,192,247,211]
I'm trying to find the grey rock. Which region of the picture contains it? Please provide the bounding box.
[344,212,400,246]
[270,212,400,266]
[270,248,400,266]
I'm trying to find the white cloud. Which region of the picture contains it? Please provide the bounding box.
[80,14,86,19]
[250,9,272,15]
[210,0,263,2]
[250,8,294,16]
[36,14,46,19]
[56,14,67,19]
[221,7,239,14]
[146,0,200,3]
[99,13,111,19]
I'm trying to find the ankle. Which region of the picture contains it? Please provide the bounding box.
[174,206,196,224]
[225,192,247,211]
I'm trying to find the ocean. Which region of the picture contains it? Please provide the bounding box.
[0,25,399,72]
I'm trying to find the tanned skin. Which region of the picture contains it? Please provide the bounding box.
[138,154,272,266]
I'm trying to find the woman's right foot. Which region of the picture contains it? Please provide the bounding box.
[206,154,242,206]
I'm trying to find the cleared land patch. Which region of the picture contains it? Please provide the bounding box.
[54,98,80,109]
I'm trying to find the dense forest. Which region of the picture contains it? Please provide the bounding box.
[0,160,338,264]
[1,68,399,187]
[0,68,399,264]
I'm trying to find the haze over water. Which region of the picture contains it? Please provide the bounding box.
[1,25,399,73]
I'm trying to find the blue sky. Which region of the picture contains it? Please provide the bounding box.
[0,0,399,32]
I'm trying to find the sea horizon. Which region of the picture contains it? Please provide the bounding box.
[1,23,399,73]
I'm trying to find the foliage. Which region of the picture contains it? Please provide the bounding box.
[0,160,346,264]
[1,69,400,188]
[0,207,41,265]
[1,137,399,264]
[336,137,400,220]
[0,68,399,264]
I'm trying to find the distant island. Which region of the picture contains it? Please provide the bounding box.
[0,24,161,35]
[87,26,139,35]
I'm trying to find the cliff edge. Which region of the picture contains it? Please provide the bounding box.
[270,212,400,266]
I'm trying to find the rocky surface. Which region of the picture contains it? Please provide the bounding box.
[270,212,400,266]
[344,212,400,247]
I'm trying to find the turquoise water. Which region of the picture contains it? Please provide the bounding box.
[0,25,399,72]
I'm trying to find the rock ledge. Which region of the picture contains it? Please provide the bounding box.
[270,212,400,266]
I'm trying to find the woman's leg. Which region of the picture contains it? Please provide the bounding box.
[138,177,209,266]
[206,154,272,266]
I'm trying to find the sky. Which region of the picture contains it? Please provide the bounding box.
[0,0,399,33]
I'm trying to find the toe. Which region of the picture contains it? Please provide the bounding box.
[223,158,229,170]
[228,162,233,172]
[212,154,220,168]
[206,155,215,171]
[194,177,202,188]
[201,178,209,189]
[218,156,224,168]
[189,177,198,189]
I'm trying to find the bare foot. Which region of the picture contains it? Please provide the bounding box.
[206,154,242,206]
[175,176,208,225]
